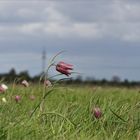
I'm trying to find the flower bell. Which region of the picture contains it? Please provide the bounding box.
[0,84,8,93]
[15,95,21,102]
[56,61,73,76]
[21,80,29,87]
[92,107,102,119]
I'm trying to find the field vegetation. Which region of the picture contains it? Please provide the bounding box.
[0,84,140,140]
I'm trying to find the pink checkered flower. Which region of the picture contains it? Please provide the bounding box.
[0,84,8,93]
[92,107,102,119]
[15,95,21,102]
[56,61,73,76]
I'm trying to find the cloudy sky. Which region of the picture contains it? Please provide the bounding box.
[0,0,140,81]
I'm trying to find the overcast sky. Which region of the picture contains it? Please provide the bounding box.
[0,0,140,81]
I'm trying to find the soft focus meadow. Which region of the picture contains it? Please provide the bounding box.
[0,84,140,140]
[0,54,140,140]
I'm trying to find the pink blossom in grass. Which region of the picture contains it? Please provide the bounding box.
[1,84,8,90]
[0,84,8,93]
[92,107,102,119]
[44,80,52,87]
[15,95,21,102]
[56,61,73,76]
[21,80,29,87]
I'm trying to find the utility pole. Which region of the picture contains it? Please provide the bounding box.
[42,48,46,74]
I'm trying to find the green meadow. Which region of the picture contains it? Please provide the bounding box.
[0,85,140,140]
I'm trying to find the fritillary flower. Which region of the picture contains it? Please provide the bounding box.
[21,80,29,87]
[15,95,21,102]
[0,84,8,93]
[92,107,102,119]
[56,61,73,76]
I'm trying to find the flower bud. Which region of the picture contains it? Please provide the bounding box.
[56,61,73,76]
[0,84,8,93]
[0,84,8,92]
[21,80,29,87]
[92,107,102,119]
[15,95,21,102]
[1,84,8,90]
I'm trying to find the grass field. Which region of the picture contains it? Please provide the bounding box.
[0,84,140,140]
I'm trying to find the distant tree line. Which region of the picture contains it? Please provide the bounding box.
[0,68,140,87]
[0,68,40,83]
[64,75,140,87]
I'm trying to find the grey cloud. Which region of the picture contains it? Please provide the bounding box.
[0,2,50,23]
[0,1,140,41]
[54,0,140,22]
